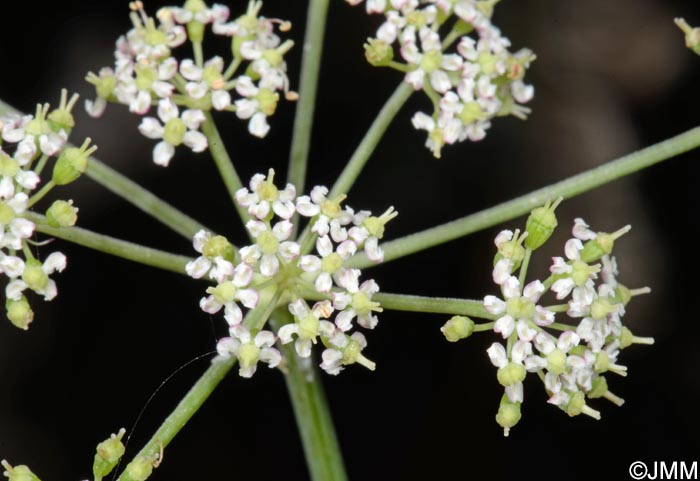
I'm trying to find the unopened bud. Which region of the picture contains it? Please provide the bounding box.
[53,138,96,185]
[6,296,34,331]
[525,197,561,250]
[495,394,521,437]
[46,200,79,227]
[364,38,393,67]
[93,428,126,480]
[440,316,474,342]
[1,460,41,481]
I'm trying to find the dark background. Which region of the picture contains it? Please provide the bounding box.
[0,1,698,480]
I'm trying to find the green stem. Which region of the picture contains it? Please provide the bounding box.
[270,310,348,481]
[287,0,330,197]
[26,212,191,274]
[115,356,237,481]
[347,126,700,269]
[200,112,251,235]
[193,40,204,68]
[86,159,210,240]
[0,99,208,241]
[473,322,495,332]
[518,248,532,287]
[26,180,55,208]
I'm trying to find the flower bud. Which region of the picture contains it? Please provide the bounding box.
[22,259,49,293]
[47,89,79,134]
[93,428,126,480]
[46,200,79,227]
[580,225,631,263]
[53,138,96,185]
[440,316,475,342]
[201,235,236,261]
[184,0,207,43]
[364,38,394,67]
[6,296,34,331]
[496,362,526,387]
[1,460,42,481]
[675,18,700,55]
[495,394,521,437]
[121,456,154,481]
[524,197,561,250]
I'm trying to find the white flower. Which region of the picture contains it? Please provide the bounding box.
[138,99,207,166]
[234,75,280,138]
[401,27,463,93]
[278,299,334,358]
[199,263,258,327]
[234,168,296,220]
[0,193,35,250]
[5,252,66,301]
[240,220,300,277]
[332,269,382,331]
[180,57,232,110]
[550,238,600,310]
[319,327,375,375]
[299,235,356,293]
[216,324,281,378]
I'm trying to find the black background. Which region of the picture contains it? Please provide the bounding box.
[0,1,698,480]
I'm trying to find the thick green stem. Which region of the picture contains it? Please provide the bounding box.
[26,212,191,274]
[200,112,250,234]
[115,356,236,481]
[347,127,700,269]
[270,311,348,481]
[287,0,330,196]
[0,99,208,241]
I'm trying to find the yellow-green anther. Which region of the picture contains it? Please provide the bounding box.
[6,297,33,331]
[321,194,347,218]
[580,225,631,263]
[496,362,526,386]
[202,235,235,260]
[238,343,260,372]
[675,18,700,55]
[122,455,154,481]
[46,200,79,227]
[321,252,343,273]
[257,89,279,116]
[22,259,48,292]
[459,101,484,124]
[505,296,534,320]
[363,207,397,239]
[546,349,566,375]
[525,197,561,250]
[47,89,79,133]
[364,38,394,67]
[206,281,238,304]
[495,394,521,437]
[1,460,42,481]
[93,428,126,480]
[298,315,320,341]
[440,315,475,342]
[52,138,96,185]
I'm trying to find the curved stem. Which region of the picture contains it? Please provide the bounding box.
[270,310,348,481]
[346,126,700,269]
[287,0,330,197]
[26,212,192,274]
[200,112,251,237]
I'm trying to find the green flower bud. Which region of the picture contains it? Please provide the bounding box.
[22,259,48,292]
[46,199,79,227]
[0,152,20,178]
[564,391,601,419]
[495,394,521,437]
[618,326,655,350]
[53,138,96,185]
[298,314,320,341]
[6,297,34,331]
[122,456,154,481]
[496,362,526,387]
[587,376,609,399]
[362,207,397,239]
[1,460,42,481]
[614,284,632,306]
[525,197,561,250]
[257,88,279,116]
[580,225,631,263]
[675,18,700,55]
[364,38,394,67]
[93,428,126,480]
[238,343,260,372]
[184,0,207,42]
[202,235,236,261]
[494,229,527,270]
[47,89,79,134]
[546,349,566,375]
[440,316,475,342]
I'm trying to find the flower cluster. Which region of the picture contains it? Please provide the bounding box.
[442,200,654,436]
[187,169,395,377]
[345,0,536,158]
[0,90,87,330]
[86,0,297,166]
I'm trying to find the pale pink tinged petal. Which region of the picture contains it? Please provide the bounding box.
[348,226,368,245]
[505,383,524,403]
[404,69,425,90]
[14,139,37,165]
[248,112,270,138]
[558,331,580,352]
[516,320,536,342]
[270,199,295,219]
[523,280,545,302]
[492,258,513,285]
[547,392,569,407]
[296,339,313,358]
[524,355,547,372]
[357,313,378,329]
[493,315,515,339]
[245,220,267,238]
[40,279,57,299]
[311,217,330,237]
[279,241,300,260]
[216,337,237,357]
[236,288,259,309]
[6,280,27,300]
[429,70,451,94]
[43,252,67,273]
[549,256,571,275]
[127,90,152,115]
[182,109,206,129]
[238,364,257,378]
[260,254,280,277]
[534,331,555,355]
[231,324,252,343]
[239,245,260,265]
[192,229,210,252]
[564,238,583,260]
[336,240,357,259]
[320,349,343,375]
[312,300,333,319]
[359,279,379,296]
[249,202,270,220]
[212,90,231,110]
[8,192,28,211]
[85,97,107,118]
[296,196,320,217]
[210,258,234,283]
[183,131,208,153]
[572,218,596,241]
[152,80,175,98]
[179,59,202,81]
[337,268,360,293]
[186,256,212,278]
[364,237,384,263]
[200,295,223,314]
[11,218,35,239]
[544,371,562,394]
[153,141,175,166]
[329,330,348,349]
[139,117,164,139]
[335,309,355,332]
[261,347,282,368]
[233,263,254,286]
[501,276,521,299]
[483,295,506,315]
[273,220,294,241]
[0,256,25,278]
[316,235,333,258]
[511,80,534,104]
[235,99,257,120]
[533,306,555,326]
[310,185,328,204]
[240,40,263,60]
[551,278,575,300]
[277,324,298,344]
[329,222,348,243]
[486,342,508,368]
[16,170,40,190]
[39,133,63,156]
[235,188,256,207]
[254,330,276,348]
[332,292,351,310]
[318,320,336,337]
[299,255,321,272]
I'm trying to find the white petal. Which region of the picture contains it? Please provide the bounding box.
[493,315,515,339]
[260,254,279,277]
[236,289,259,309]
[183,131,208,153]
[153,141,175,166]
[43,252,67,273]
[486,342,508,368]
